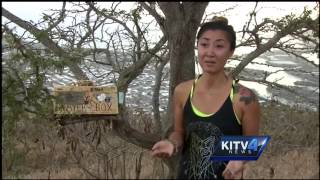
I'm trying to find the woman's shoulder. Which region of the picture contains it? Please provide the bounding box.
[174,79,194,100]
[176,79,194,90]
[175,79,195,94]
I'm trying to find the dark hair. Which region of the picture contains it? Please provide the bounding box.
[196,16,236,50]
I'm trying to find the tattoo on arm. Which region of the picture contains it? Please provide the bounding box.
[234,84,256,105]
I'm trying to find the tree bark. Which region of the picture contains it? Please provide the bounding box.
[157,2,209,178]
[112,106,161,149]
[159,2,208,135]
[152,54,169,135]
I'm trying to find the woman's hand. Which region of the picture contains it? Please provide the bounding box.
[151,140,175,158]
[222,160,245,179]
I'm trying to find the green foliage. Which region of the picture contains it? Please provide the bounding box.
[2,33,61,118]
[131,5,143,21]
[2,31,67,176]
[34,30,49,42]
[277,8,314,33]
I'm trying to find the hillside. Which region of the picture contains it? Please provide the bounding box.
[2,101,319,179]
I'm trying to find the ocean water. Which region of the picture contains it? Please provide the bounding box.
[47,52,319,112]
[2,1,318,114]
[196,48,319,110]
[2,45,319,112]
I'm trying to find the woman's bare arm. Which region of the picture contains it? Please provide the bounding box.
[237,84,260,135]
[168,83,187,153]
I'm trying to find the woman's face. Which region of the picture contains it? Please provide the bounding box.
[197,29,234,74]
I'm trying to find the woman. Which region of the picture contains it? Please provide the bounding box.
[151,16,260,179]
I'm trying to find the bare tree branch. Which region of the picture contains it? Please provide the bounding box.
[2,7,89,80]
[238,76,318,105]
[276,46,319,68]
[87,2,138,42]
[152,50,169,135]
[44,2,66,32]
[139,2,165,34]
[231,14,318,77]
[116,35,167,92]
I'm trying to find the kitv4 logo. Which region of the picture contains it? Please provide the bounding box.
[210,136,270,161]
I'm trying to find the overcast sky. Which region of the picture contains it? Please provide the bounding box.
[2,2,318,106]
[2,2,317,29]
[2,2,317,60]
[2,2,317,50]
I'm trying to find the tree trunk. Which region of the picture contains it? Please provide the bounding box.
[152,55,169,135]
[158,2,209,178]
[159,1,208,134]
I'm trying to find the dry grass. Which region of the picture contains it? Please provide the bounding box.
[2,102,319,179]
[244,102,319,179]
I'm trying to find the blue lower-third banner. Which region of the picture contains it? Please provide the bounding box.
[210,136,270,161]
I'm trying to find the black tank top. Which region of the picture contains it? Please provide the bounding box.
[177,76,242,179]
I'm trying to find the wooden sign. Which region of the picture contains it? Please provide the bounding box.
[53,84,118,115]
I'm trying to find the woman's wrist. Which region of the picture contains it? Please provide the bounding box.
[166,138,180,155]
